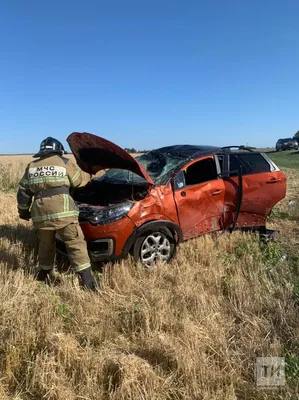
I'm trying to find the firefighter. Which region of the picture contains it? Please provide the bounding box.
[17,137,97,290]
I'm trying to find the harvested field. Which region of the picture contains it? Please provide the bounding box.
[0,152,299,399]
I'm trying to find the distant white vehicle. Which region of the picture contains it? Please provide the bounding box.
[275,138,298,151]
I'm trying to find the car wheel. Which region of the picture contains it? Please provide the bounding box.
[133,228,176,268]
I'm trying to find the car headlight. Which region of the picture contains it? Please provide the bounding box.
[86,202,133,225]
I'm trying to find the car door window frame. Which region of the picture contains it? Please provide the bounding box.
[173,156,222,190]
[228,153,273,177]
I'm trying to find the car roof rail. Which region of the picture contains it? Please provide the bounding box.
[221,145,255,153]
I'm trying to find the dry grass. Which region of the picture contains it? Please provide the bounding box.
[0,156,32,193]
[0,155,98,192]
[0,157,299,399]
[0,153,142,193]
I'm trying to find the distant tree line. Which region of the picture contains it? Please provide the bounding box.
[293,131,299,140]
[124,148,149,153]
[239,145,256,150]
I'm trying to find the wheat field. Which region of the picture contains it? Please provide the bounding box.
[0,155,299,399]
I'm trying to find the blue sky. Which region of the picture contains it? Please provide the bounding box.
[1,0,299,153]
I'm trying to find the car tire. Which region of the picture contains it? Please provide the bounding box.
[133,227,176,268]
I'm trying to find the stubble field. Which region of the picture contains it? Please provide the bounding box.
[0,152,299,399]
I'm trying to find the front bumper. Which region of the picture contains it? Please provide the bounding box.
[55,215,136,264]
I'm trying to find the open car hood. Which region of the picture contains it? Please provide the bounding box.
[67,132,154,185]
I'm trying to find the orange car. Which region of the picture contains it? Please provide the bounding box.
[56,132,287,267]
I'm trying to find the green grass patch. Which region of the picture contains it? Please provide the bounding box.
[270,206,299,221]
[265,150,299,169]
[284,344,299,387]
[48,294,74,320]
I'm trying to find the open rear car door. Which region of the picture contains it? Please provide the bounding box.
[220,152,286,229]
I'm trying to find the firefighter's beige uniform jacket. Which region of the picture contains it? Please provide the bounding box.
[17,154,91,273]
[17,154,82,229]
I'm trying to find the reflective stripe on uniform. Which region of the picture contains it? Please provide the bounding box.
[75,262,91,273]
[63,194,69,212]
[18,204,30,210]
[69,169,80,185]
[39,264,54,271]
[32,210,79,222]
[28,177,69,185]
[20,179,29,186]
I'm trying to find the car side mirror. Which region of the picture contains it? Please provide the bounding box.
[172,171,186,190]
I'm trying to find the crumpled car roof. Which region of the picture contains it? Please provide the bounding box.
[138,145,223,185]
[147,144,221,159]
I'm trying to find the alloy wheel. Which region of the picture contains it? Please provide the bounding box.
[140,232,171,267]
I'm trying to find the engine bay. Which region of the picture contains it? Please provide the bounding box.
[73,180,149,207]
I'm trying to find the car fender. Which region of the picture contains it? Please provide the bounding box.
[122,219,183,256]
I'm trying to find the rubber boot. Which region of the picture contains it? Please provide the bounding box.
[35,269,51,283]
[78,268,97,291]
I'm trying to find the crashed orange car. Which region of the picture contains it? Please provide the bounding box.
[56,132,287,267]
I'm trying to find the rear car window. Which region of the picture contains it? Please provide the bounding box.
[229,153,271,176]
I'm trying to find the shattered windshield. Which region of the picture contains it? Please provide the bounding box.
[96,152,187,185]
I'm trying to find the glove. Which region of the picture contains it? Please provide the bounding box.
[69,186,80,199]
[78,268,97,291]
[18,209,31,221]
